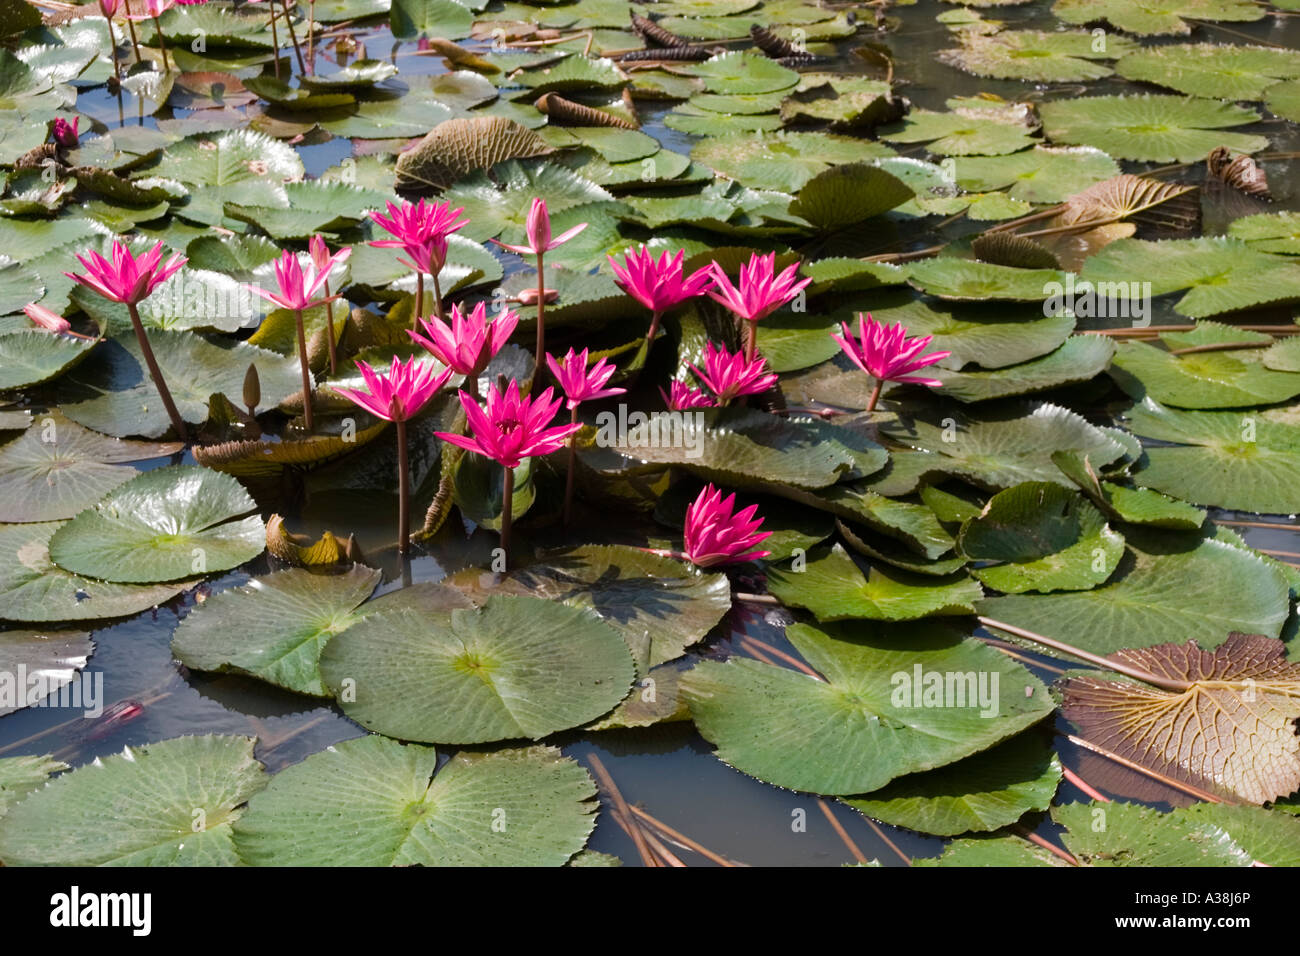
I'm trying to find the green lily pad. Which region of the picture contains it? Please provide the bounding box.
[153,129,304,226]
[445,159,613,243]
[443,545,730,671]
[1227,211,1300,255]
[1054,0,1265,37]
[958,482,1124,593]
[1116,43,1300,100]
[1112,339,1300,408]
[934,335,1116,402]
[0,520,195,622]
[0,754,67,820]
[232,737,595,866]
[684,51,799,95]
[0,735,266,866]
[881,108,1039,157]
[843,732,1061,836]
[1266,79,1300,121]
[768,543,982,621]
[1121,397,1300,513]
[954,147,1119,204]
[979,526,1291,657]
[171,565,383,697]
[787,163,914,230]
[61,329,304,439]
[1038,95,1268,163]
[906,259,1067,302]
[390,0,474,39]
[681,619,1053,794]
[915,833,1063,866]
[0,330,96,391]
[940,30,1137,82]
[691,131,894,193]
[0,412,181,523]
[48,465,264,584]
[515,54,626,94]
[319,595,636,744]
[0,628,92,716]
[226,180,397,240]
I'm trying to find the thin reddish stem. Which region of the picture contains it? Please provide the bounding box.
[396,415,410,554]
[293,307,314,432]
[126,302,187,442]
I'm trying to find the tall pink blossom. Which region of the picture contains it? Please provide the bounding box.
[490,198,586,366]
[308,235,350,375]
[684,484,772,568]
[546,348,627,525]
[66,240,189,439]
[370,199,468,321]
[832,312,951,412]
[689,342,777,405]
[660,379,716,411]
[436,380,581,556]
[707,252,812,361]
[609,246,711,349]
[408,301,517,398]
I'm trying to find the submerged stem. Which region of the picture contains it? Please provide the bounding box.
[431,270,445,321]
[126,302,188,442]
[152,15,170,71]
[293,307,314,432]
[396,415,410,555]
[563,406,577,527]
[500,463,514,562]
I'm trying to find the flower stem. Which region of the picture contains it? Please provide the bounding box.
[645,309,662,349]
[866,380,882,413]
[415,272,423,327]
[563,406,577,527]
[396,415,410,555]
[122,0,143,63]
[323,279,337,377]
[279,0,306,74]
[267,3,281,79]
[293,307,314,432]
[534,250,546,384]
[307,0,316,73]
[743,320,757,363]
[431,271,445,320]
[126,302,187,442]
[151,15,170,71]
[105,15,121,78]
[500,463,514,562]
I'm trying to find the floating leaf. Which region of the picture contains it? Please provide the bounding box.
[0,754,67,820]
[1039,95,1267,163]
[319,596,636,744]
[0,735,266,866]
[906,259,1067,302]
[843,733,1061,836]
[172,566,382,697]
[940,30,1137,82]
[934,336,1115,402]
[0,412,181,523]
[48,465,264,584]
[954,147,1119,204]
[232,737,595,866]
[681,619,1052,795]
[980,527,1291,656]
[787,163,913,230]
[444,545,729,671]
[1053,0,1265,37]
[881,107,1038,157]
[767,543,983,621]
[691,131,893,193]
[0,330,96,391]
[1116,44,1300,100]
[685,51,799,94]
[0,629,92,716]
[1112,339,1300,408]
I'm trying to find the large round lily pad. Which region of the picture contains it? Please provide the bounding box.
[681,619,1053,795]
[0,735,267,866]
[48,465,264,583]
[232,736,596,867]
[319,595,636,744]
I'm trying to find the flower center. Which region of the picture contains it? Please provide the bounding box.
[497,417,522,435]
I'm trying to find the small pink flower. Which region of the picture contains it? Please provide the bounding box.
[333,355,451,422]
[707,252,811,324]
[308,234,350,278]
[545,348,626,411]
[437,379,581,470]
[660,379,716,411]
[608,246,711,314]
[832,313,951,388]
[684,483,772,568]
[689,342,778,405]
[369,199,467,277]
[491,198,586,256]
[247,249,344,313]
[409,301,518,378]
[66,240,186,306]
[99,0,120,16]
[52,118,79,148]
[23,302,72,335]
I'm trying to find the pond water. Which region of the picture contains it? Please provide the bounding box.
[5,0,1300,867]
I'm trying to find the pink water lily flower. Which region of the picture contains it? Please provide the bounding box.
[660,379,716,411]
[491,198,586,256]
[66,239,185,306]
[334,355,452,555]
[52,118,79,148]
[126,0,176,18]
[832,312,951,412]
[689,341,778,405]
[708,252,812,361]
[546,348,626,411]
[247,249,341,313]
[333,354,451,423]
[609,246,712,315]
[408,301,517,396]
[684,483,772,568]
[99,0,120,15]
[438,380,580,471]
[369,199,468,277]
[309,233,350,276]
